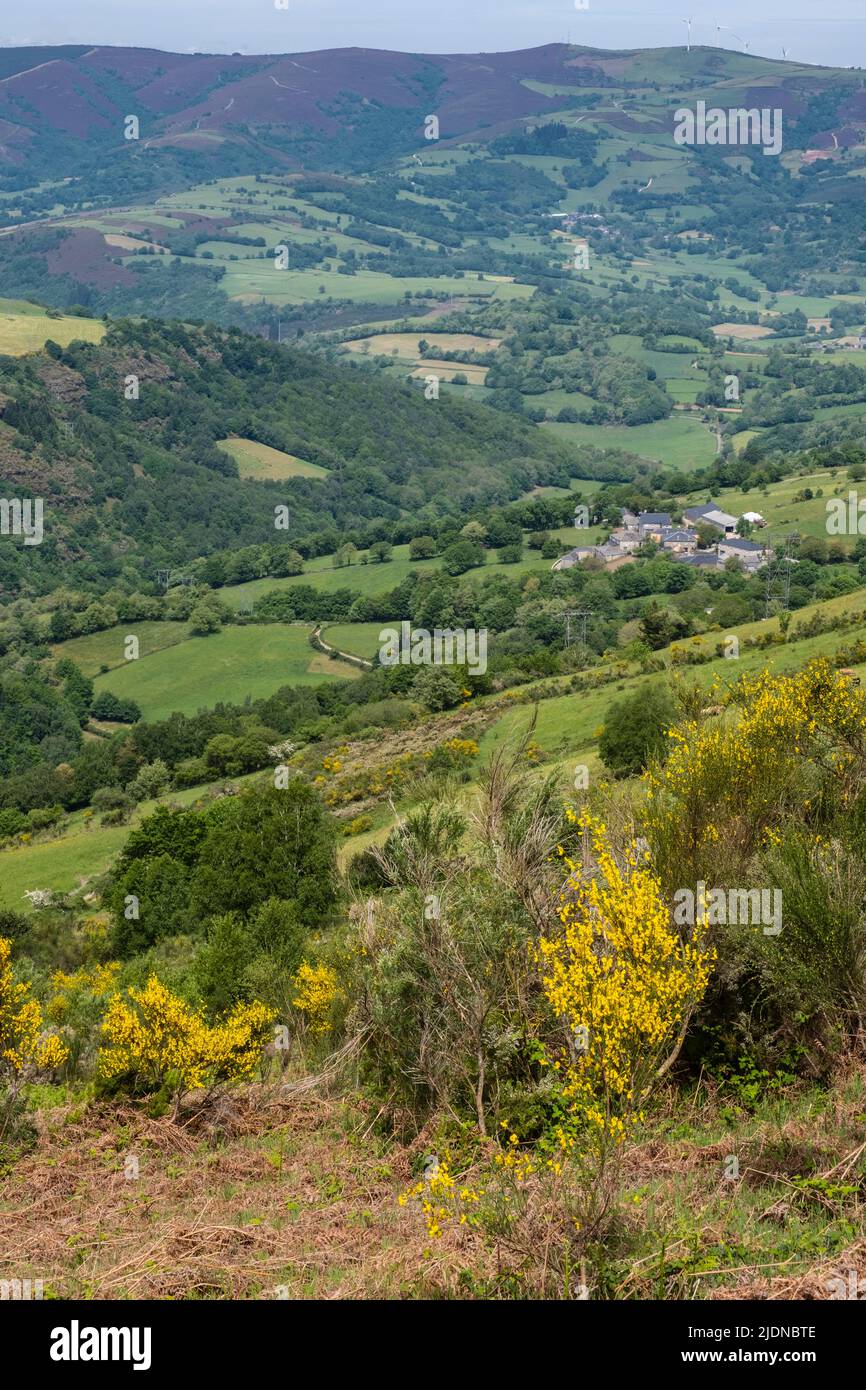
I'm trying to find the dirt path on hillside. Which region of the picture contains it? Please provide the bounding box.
[311,625,374,670]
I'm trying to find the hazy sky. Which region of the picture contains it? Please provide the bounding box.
[5,0,866,69]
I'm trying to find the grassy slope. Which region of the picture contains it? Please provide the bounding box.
[544,415,718,470]
[11,583,866,911]
[0,776,263,909]
[90,624,360,723]
[4,1068,865,1300]
[219,541,576,610]
[51,621,190,677]
[216,437,329,480]
[0,299,105,355]
[321,623,388,661]
[681,468,857,543]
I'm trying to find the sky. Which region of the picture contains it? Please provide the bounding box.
[4,0,866,69]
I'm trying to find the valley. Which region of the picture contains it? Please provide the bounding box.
[2,32,866,1316]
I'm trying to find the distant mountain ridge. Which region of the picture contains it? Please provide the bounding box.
[0,41,858,168]
[0,43,613,158]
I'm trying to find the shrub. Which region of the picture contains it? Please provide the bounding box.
[412,667,463,711]
[292,962,341,1036]
[91,691,141,723]
[538,813,715,1146]
[0,911,28,941]
[128,759,170,802]
[97,975,274,1099]
[0,938,69,1163]
[498,544,522,564]
[644,659,866,891]
[45,962,120,1077]
[0,809,26,839]
[599,683,675,778]
[0,937,69,1082]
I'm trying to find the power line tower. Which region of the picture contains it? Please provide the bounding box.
[560,608,594,648]
[764,533,798,618]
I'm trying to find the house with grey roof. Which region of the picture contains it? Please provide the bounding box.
[660,527,698,554]
[553,545,603,570]
[717,536,766,570]
[684,503,738,535]
[676,551,722,570]
[636,511,672,541]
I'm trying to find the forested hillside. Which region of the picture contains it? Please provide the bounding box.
[3,35,866,1321]
[0,316,593,596]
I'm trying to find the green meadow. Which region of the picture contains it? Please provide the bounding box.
[0,298,105,355]
[217,436,329,480]
[51,621,190,677]
[321,622,389,661]
[91,624,360,722]
[220,541,562,610]
[10,587,866,915]
[682,468,850,542]
[544,413,718,469]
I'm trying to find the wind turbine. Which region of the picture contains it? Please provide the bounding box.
[682,17,694,53]
[718,25,749,53]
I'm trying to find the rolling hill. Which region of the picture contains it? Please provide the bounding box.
[2,42,865,338]
[0,314,591,598]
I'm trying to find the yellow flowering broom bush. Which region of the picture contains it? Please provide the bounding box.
[644,658,866,889]
[538,812,715,1146]
[0,937,69,1083]
[46,962,121,1024]
[97,974,274,1095]
[291,961,341,1036]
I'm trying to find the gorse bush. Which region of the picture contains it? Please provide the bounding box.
[292,962,341,1036]
[538,812,715,1146]
[98,975,275,1098]
[45,962,121,1078]
[345,762,564,1135]
[644,659,866,891]
[641,658,866,1070]
[0,937,69,1081]
[0,937,69,1163]
[755,828,866,1067]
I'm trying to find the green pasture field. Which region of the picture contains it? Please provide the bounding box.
[544,413,718,469]
[0,299,105,355]
[220,262,533,306]
[216,436,329,480]
[10,587,866,913]
[0,775,263,911]
[91,624,360,723]
[320,623,388,660]
[681,468,854,542]
[50,622,190,677]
